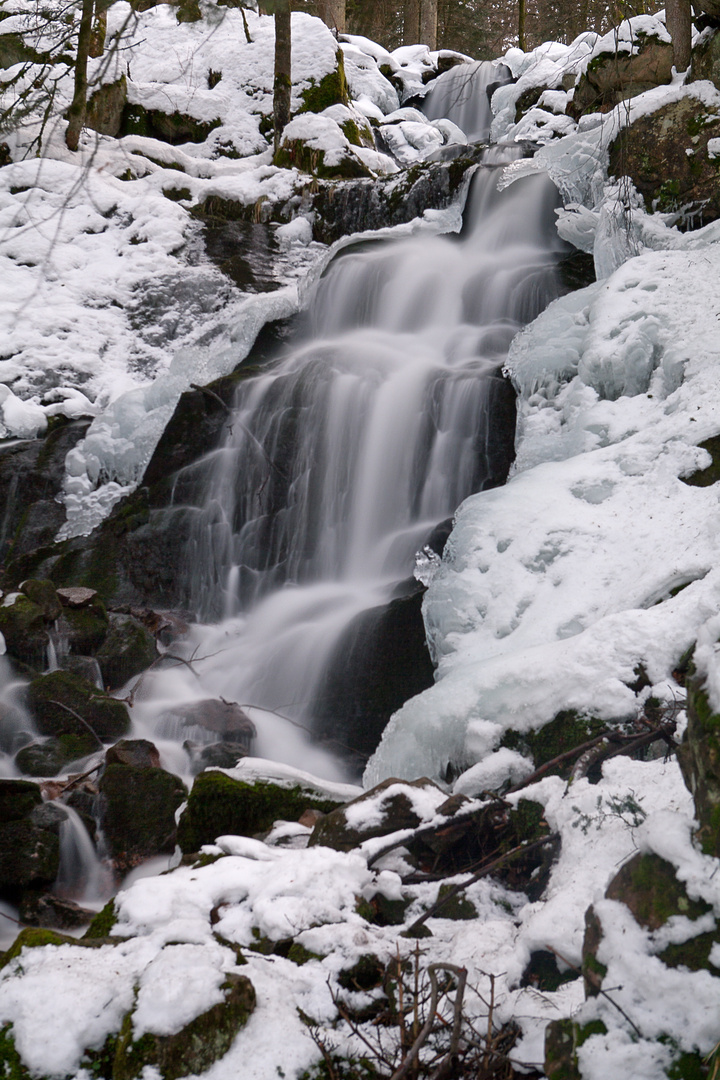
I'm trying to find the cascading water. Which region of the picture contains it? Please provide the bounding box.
[130,67,570,780]
[422,60,512,142]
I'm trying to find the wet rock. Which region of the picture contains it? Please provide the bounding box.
[59,654,104,687]
[608,92,720,227]
[691,28,720,87]
[308,777,444,852]
[570,35,674,118]
[18,891,95,930]
[105,738,161,769]
[177,771,342,853]
[0,797,65,896]
[0,593,48,669]
[184,740,246,773]
[27,669,130,742]
[55,596,109,656]
[95,613,157,690]
[99,763,187,872]
[162,699,255,749]
[15,734,97,776]
[113,972,255,1080]
[0,419,91,570]
[0,778,43,822]
[19,579,62,621]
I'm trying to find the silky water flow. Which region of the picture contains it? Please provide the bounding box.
[131,148,568,781]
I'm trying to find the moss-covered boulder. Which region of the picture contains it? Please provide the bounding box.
[113,972,255,1080]
[121,103,221,144]
[0,593,48,668]
[500,710,606,775]
[56,594,109,656]
[299,48,349,113]
[177,770,342,853]
[570,34,674,118]
[308,777,443,853]
[608,93,720,225]
[18,579,61,621]
[99,763,187,872]
[0,779,43,822]
[15,733,98,776]
[27,669,129,742]
[273,114,372,179]
[677,660,720,855]
[691,28,720,88]
[95,613,157,691]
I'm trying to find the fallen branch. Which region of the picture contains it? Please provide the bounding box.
[47,701,104,748]
[404,835,556,937]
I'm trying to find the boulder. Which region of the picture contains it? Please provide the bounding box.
[99,763,187,872]
[19,579,61,621]
[608,93,720,226]
[18,891,95,930]
[184,740,246,773]
[570,35,674,118]
[85,75,126,137]
[105,739,161,769]
[0,593,48,669]
[56,587,98,608]
[177,770,342,853]
[94,612,157,690]
[677,658,720,854]
[15,734,98,776]
[308,777,445,852]
[27,670,130,742]
[0,796,65,896]
[113,973,255,1080]
[54,595,109,656]
[162,699,256,749]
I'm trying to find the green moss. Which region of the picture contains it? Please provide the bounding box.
[28,669,129,741]
[80,1033,118,1080]
[659,928,720,972]
[337,954,384,992]
[177,771,341,853]
[287,943,323,965]
[501,710,606,771]
[667,1050,708,1079]
[656,178,682,212]
[0,1024,32,1080]
[0,594,48,668]
[83,899,118,940]
[435,883,477,921]
[300,49,348,113]
[575,1019,607,1047]
[0,927,75,972]
[608,853,711,929]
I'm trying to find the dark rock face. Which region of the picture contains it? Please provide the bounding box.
[177,770,342,853]
[99,763,187,872]
[105,739,161,769]
[0,784,65,896]
[609,93,720,227]
[15,734,98,776]
[313,584,435,765]
[95,613,157,691]
[86,75,126,137]
[0,419,90,568]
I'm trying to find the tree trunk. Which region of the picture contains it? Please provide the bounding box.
[403,0,420,44]
[419,0,437,48]
[518,0,527,50]
[65,0,95,151]
[666,0,692,70]
[319,0,345,34]
[273,0,291,153]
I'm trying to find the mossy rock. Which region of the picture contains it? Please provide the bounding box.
[113,972,255,1080]
[309,777,442,853]
[120,103,221,145]
[99,763,187,872]
[0,594,48,668]
[581,905,608,997]
[18,579,61,621]
[82,898,118,940]
[0,926,77,972]
[544,1018,607,1080]
[677,662,720,854]
[500,710,606,774]
[608,94,720,226]
[95,613,157,691]
[56,597,109,656]
[691,28,720,89]
[570,36,673,118]
[300,49,349,113]
[337,953,385,992]
[606,851,712,928]
[287,942,323,965]
[0,779,42,822]
[273,138,371,180]
[433,882,478,921]
[0,1024,32,1080]
[15,733,98,776]
[27,669,129,742]
[177,770,341,853]
[0,803,65,894]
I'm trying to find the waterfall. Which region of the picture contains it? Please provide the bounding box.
[53,804,113,907]
[129,68,570,780]
[422,61,512,142]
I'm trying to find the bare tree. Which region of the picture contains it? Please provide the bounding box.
[64,0,95,150]
[318,0,345,33]
[419,0,437,47]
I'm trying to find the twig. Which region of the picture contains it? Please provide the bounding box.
[190,382,288,480]
[390,964,466,1080]
[47,701,104,748]
[404,835,555,936]
[544,944,642,1038]
[56,761,102,794]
